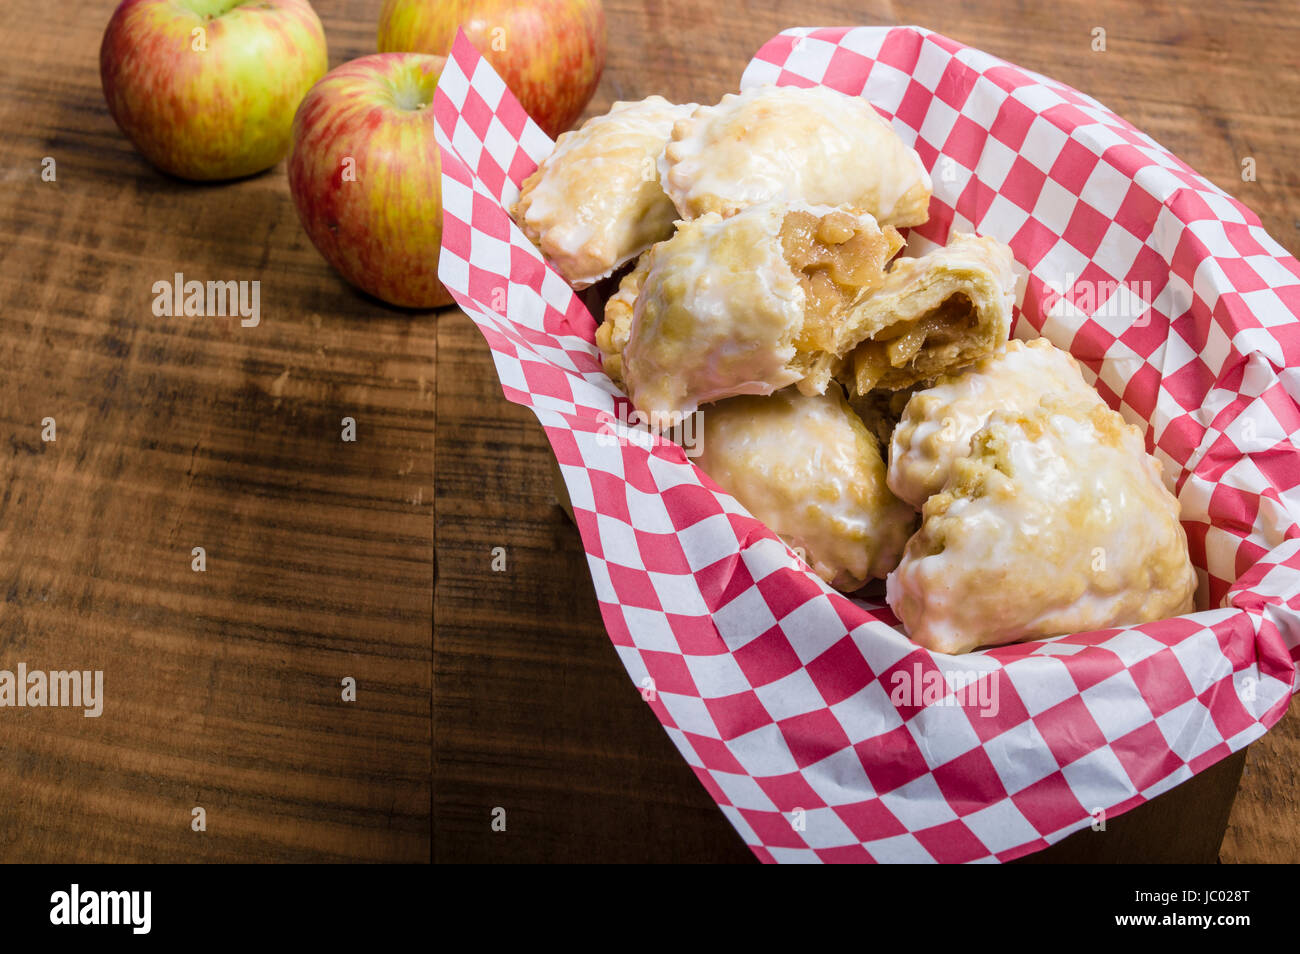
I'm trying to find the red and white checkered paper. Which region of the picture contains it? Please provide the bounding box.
[433,26,1300,863]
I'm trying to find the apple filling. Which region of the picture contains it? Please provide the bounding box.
[779,210,903,355]
[850,293,979,393]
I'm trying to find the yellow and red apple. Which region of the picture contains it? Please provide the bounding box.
[100,0,328,181]
[287,53,454,309]
[377,0,605,139]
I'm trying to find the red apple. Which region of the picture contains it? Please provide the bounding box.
[100,0,328,181]
[377,0,605,140]
[288,53,454,309]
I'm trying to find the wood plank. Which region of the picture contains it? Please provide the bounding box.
[0,0,433,862]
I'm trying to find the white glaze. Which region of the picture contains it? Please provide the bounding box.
[697,388,915,590]
[658,85,932,226]
[888,337,1101,508]
[514,96,698,287]
[621,200,888,423]
[886,398,1197,653]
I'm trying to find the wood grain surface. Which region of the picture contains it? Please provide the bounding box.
[0,0,1296,864]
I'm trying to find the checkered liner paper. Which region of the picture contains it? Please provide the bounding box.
[433,26,1300,863]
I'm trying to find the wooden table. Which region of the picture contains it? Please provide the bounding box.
[0,0,1296,864]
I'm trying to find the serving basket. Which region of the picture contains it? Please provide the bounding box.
[432,25,1300,863]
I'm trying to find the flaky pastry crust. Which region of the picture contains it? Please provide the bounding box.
[513,96,697,287]
[658,85,932,227]
[886,397,1197,654]
[888,337,1104,508]
[609,200,902,425]
[842,233,1017,395]
[696,388,915,590]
